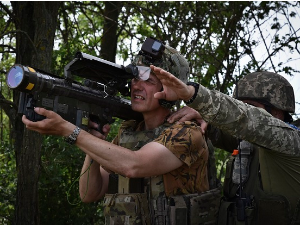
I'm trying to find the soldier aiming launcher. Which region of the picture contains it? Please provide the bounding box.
[6,52,143,132]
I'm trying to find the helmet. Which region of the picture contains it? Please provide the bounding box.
[233,71,295,113]
[132,44,190,84]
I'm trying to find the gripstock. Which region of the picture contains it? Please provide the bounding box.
[6,52,143,131]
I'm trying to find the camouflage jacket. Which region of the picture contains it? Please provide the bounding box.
[112,120,209,196]
[188,85,300,221]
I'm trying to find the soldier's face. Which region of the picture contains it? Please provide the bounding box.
[130,72,163,113]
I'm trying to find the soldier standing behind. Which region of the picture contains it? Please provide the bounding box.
[151,66,300,225]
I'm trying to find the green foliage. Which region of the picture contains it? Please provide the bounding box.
[36,119,122,224]
[106,118,121,142]
[0,141,16,225]
[214,148,231,183]
[39,136,104,225]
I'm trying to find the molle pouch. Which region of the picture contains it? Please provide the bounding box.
[169,195,188,225]
[189,186,222,225]
[169,186,222,225]
[103,193,151,225]
[232,141,253,185]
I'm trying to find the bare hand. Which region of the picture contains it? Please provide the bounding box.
[22,107,74,136]
[150,65,195,102]
[88,121,110,140]
[168,106,208,134]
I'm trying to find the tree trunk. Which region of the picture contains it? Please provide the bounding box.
[100,1,123,62]
[11,2,61,225]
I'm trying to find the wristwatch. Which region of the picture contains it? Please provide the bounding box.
[184,82,199,105]
[64,126,81,145]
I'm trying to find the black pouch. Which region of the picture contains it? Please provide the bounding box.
[170,186,222,225]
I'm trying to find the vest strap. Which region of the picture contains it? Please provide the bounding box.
[118,175,144,193]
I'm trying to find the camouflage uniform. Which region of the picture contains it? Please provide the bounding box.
[188,72,300,224]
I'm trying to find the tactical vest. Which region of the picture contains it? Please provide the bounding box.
[103,120,222,225]
[218,140,300,225]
